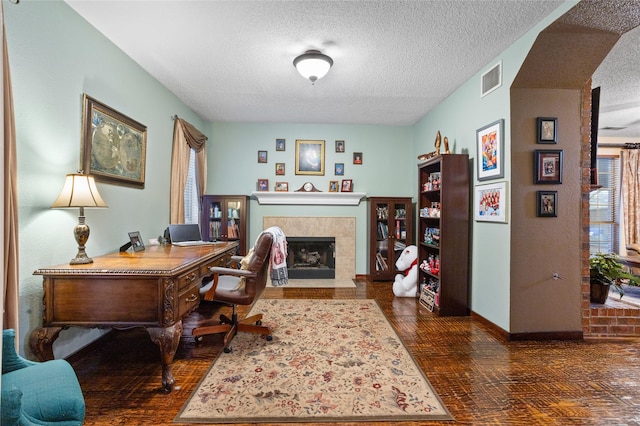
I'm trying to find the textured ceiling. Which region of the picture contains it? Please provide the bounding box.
[592,24,640,139]
[65,0,638,138]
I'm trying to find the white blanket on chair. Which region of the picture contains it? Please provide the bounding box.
[260,226,288,286]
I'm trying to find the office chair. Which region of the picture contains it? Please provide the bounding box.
[192,232,273,352]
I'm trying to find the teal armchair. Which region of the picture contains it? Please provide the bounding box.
[2,329,85,425]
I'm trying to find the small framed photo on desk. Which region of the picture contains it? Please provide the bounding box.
[128,231,145,252]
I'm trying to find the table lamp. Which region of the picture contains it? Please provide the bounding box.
[51,172,108,264]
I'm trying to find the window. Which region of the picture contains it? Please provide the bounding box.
[183,148,199,224]
[589,156,620,254]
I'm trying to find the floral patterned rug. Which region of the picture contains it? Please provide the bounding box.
[175,299,452,423]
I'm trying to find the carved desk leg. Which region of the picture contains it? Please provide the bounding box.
[147,321,183,392]
[29,327,63,361]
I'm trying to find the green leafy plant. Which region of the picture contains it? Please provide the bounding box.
[589,253,640,298]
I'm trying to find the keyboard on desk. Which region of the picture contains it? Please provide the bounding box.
[172,240,220,247]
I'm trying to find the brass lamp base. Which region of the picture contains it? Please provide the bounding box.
[70,212,93,265]
[70,251,93,265]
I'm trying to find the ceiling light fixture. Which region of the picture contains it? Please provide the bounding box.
[293,50,333,85]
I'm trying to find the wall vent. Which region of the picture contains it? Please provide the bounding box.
[481,61,502,97]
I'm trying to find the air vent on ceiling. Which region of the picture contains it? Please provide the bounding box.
[481,61,502,97]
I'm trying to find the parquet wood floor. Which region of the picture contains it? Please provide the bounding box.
[69,280,640,425]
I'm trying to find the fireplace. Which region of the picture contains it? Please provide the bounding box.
[287,237,335,279]
[264,216,356,280]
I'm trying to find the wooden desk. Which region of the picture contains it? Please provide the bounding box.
[31,242,238,392]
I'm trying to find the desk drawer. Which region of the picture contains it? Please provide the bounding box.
[178,281,200,317]
[177,269,200,291]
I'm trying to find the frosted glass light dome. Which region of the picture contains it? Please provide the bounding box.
[293,50,333,84]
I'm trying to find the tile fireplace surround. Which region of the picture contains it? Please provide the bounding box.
[263,217,355,280]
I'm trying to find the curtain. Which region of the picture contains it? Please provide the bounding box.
[621,148,640,249]
[2,1,20,333]
[169,117,207,224]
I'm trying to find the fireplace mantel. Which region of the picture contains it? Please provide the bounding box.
[252,191,366,206]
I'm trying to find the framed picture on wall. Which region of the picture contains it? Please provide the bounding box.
[341,179,353,192]
[537,117,557,144]
[474,181,508,223]
[534,149,563,184]
[329,181,339,192]
[537,190,557,217]
[335,163,344,176]
[275,163,285,175]
[276,138,286,151]
[476,119,504,181]
[335,140,345,152]
[258,150,268,163]
[295,140,325,175]
[353,152,363,164]
[81,94,147,189]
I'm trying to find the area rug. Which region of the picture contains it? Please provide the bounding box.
[267,278,356,288]
[175,299,452,423]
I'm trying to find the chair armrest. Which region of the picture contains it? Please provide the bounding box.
[2,330,37,374]
[209,266,256,278]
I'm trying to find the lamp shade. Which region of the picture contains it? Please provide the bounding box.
[52,173,108,208]
[293,50,333,84]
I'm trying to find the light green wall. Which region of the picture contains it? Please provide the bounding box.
[412,1,577,330]
[5,0,206,357]
[205,122,414,273]
[5,0,579,357]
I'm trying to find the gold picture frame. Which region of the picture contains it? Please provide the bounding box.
[295,140,325,175]
[81,94,147,189]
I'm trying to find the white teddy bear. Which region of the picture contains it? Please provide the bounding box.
[393,245,418,297]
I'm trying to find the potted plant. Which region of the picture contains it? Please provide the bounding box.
[589,253,640,303]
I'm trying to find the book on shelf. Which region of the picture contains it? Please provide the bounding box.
[227,220,240,238]
[210,221,221,239]
[394,241,406,251]
[377,222,388,239]
[375,252,388,271]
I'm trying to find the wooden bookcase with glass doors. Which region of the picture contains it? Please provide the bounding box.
[418,154,470,316]
[200,195,249,255]
[368,197,413,281]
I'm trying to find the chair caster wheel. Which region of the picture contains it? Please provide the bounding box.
[266,335,273,341]
[223,347,232,353]
[256,320,262,326]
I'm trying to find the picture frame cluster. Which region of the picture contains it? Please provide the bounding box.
[254,138,358,192]
[534,117,561,218]
[474,118,507,223]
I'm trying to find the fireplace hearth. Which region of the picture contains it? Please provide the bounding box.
[287,237,335,279]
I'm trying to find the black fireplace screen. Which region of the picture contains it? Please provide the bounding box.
[287,237,335,279]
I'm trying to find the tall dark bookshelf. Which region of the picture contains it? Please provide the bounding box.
[417,154,470,316]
